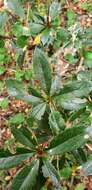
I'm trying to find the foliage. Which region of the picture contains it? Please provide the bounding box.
[0,0,92,189]
[3,48,92,189]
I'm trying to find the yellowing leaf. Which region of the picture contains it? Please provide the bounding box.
[33,34,42,45]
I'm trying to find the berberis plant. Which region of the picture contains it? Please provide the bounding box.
[1,48,92,189]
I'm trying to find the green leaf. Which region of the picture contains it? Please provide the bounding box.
[30,22,45,35]
[50,126,85,148]
[31,102,46,120]
[41,28,50,45]
[0,39,5,48]
[0,67,6,75]
[24,69,33,80]
[77,71,92,81]
[84,51,92,60]
[17,35,28,48]
[28,86,42,98]
[48,126,87,155]
[65,53,78,64]
[52,16,61,27]
[9,113,25,125]
[49,2,61,20]
[4,0,25,18]
[22,95,43,105]
[0,98,9,109]
[0,81,4,95]
[6,79,43,105]
[41,187,47,190]
[50,76,62,96]
[81,2,92,11]
[16,147,31,154]
[42,160,61,188]
[55,94,87,110]
[12,159,39,190]
[33,48,52,94]
[84,51,92,68]
[84,59,92,68]
[73,148,87,164]
[0,149,12,157]
[75,183,85,190]
[0,11,8,29]
[48,135,86,156]
[49,111,65,134]
[12,22,23,37]
[67,9,76,26]
[0,153,33,169]
[6,79,25,96]
[15,69,24,81]
[62,80,92,97]
[60,167,72,179]
[11,126,35,149]
[33,14,44,24]
[16,51,25,67]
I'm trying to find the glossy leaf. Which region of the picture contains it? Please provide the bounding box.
[48,135,86,156]
[31,102,46,120]
[33,48,52,94]
[12,159,39,190]
[50,125,86,148]
[0,153,33,169]
[50,75,62,96]
[61,80,92,97]
[6,79,25,96]
[73,148,87,164]
[4,0,25,18]
[28,86,42,98]
[6,79,43,105]
[0,11,8,29]
[48,126,87,155]
[11,126,35,149]
[55,94,87,110]
[49,2,61,20]
[30,22,45,35]
[42,160,61,188]
[49,111,65,134]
